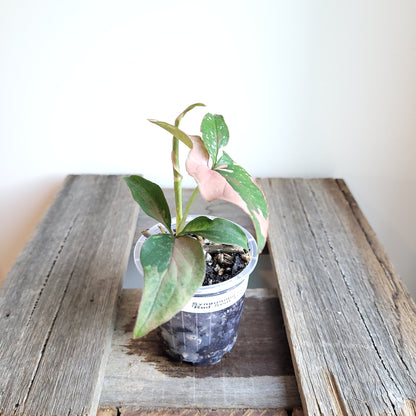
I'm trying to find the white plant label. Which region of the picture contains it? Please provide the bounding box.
[182,279,249,313]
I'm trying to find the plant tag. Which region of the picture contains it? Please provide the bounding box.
[181,278,249,313]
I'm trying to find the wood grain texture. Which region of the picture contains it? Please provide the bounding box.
[0,175,139,416]
[99,289,301,410]
[97,408,118,416]
[117,408,288,416]
[258,178,416,416]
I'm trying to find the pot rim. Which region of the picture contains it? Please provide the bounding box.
[133,215,259,296]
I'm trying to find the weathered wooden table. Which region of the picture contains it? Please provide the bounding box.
[1,175,416,416]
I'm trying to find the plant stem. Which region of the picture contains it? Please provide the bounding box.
[172,135,183,224]
[172,103,205,232]
[177,187,199,233]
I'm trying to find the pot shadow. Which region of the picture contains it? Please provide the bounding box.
[124,296,294,379]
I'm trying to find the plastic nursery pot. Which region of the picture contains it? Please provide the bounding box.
[134,216,259,366]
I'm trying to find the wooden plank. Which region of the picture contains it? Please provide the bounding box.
[116,408,289,416]
[259,178,416,415]
[0,175,139,416]
[98,289,301,410]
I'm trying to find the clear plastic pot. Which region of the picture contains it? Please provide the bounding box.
[134,216,258,366]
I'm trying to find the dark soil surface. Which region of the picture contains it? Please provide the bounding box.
[202,246,250,286]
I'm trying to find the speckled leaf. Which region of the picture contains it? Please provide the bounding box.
[124,175,172,232]
[185,135,269,252]
[134,234,205,338]
[181,216,248,250]
[201,113,229,165]
[215,152,269,251]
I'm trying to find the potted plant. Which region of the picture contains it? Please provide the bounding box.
[124,103,269,365]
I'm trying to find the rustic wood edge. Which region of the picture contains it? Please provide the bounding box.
[257,178,308,414]
[335,178,416,306]
[80,175,141,416]
[97,406,299,416]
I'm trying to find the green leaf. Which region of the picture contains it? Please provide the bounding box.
[124,175,171,232]
[180,216,248,250]
[148,120,193,148]
[215,152,269,251]
[201,113,229,165]
[134,234,206,338]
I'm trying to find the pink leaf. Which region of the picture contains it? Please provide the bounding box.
[186,135,246,208]
[186,135,269,250]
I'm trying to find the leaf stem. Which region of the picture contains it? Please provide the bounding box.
[172,135,183,224]
[177,187,199,233]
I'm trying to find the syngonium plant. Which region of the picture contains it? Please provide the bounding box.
[124,103,269,338]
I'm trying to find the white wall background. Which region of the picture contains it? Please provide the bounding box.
[1,0,416,297]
